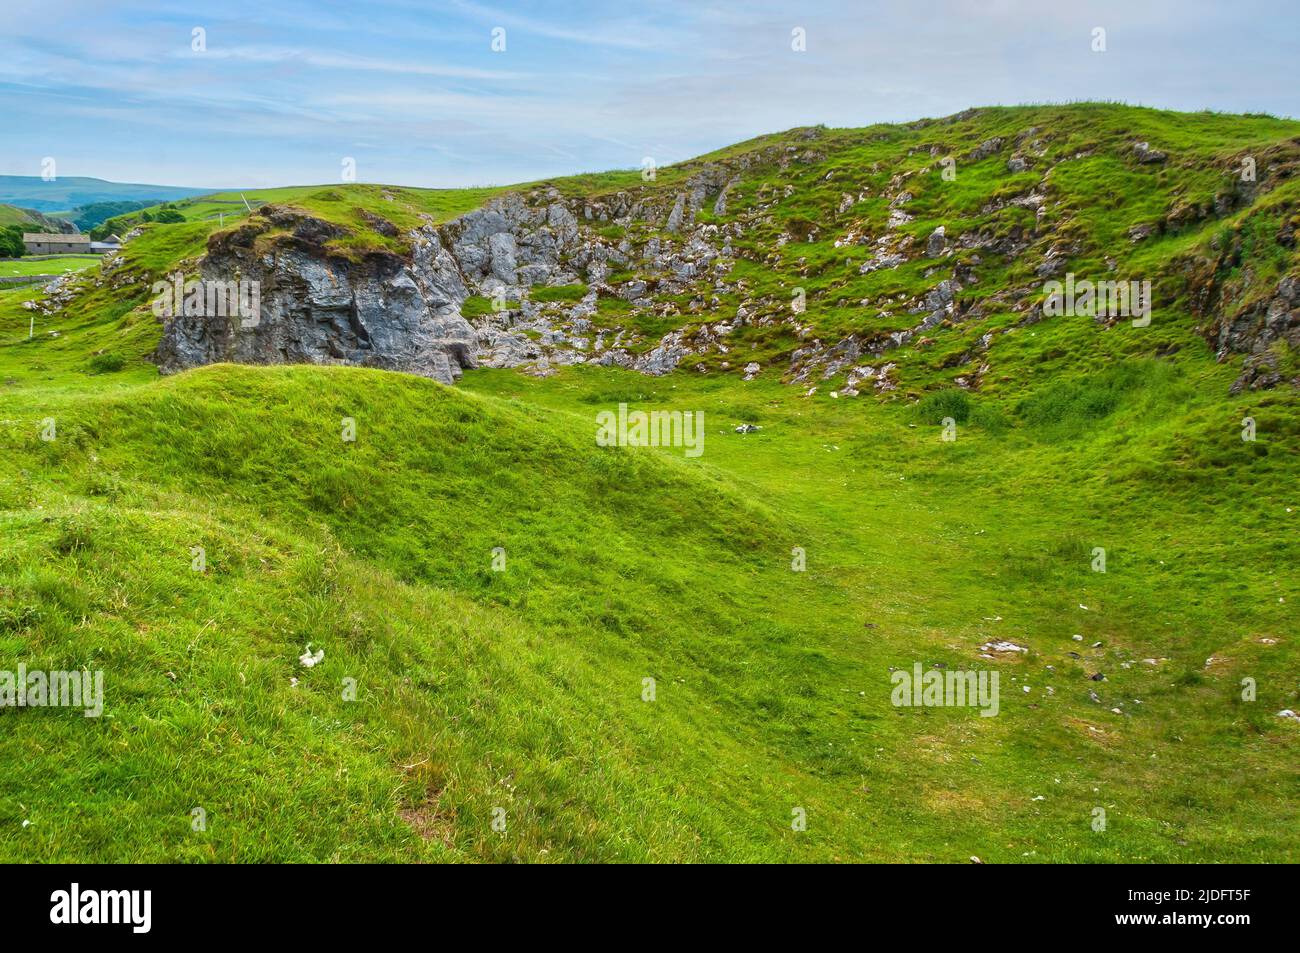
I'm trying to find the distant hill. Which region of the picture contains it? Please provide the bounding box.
[0,175,215,213]
[0,202,74,233]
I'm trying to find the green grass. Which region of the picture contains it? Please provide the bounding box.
[529,283,588,304]
[0,256,102,278]
[0,103,1297,863]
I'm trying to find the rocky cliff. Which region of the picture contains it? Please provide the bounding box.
[156,178,742,384]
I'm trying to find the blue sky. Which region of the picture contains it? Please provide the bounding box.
[2,0,1297,189]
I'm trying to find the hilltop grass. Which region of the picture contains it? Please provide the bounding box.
[94,185,506,264]
[99,184,505,244]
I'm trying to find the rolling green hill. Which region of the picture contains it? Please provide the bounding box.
[0,205,35,228]
[0,103,1296,862]
[0,203,69,233]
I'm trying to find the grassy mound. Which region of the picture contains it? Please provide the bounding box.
[0,364,884,861]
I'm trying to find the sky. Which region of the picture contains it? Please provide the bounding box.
[1,0,1297,189]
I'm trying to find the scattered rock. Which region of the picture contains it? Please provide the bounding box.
[926,226,947,258]
[969,137,1005,161]
[980,640,1028,654]
[1229,351,1283,395]
[1133,141,1168,164]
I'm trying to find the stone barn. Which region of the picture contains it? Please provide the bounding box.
[23,233,92,255]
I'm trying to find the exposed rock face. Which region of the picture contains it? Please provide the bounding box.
[926,225,947,257]
[968,137,1005,161]
[1208,275,1300,359]
[156,190,594,384]
[1185,215,1300,388]
[156,207,478,384]
[157,181,740,385]
[444,191,583,291]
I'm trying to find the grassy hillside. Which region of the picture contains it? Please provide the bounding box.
[0,205,36,228]
[559,103,1300,396]
[0,104,1296,862]
[0,203,71,234]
